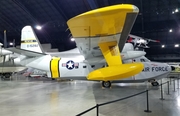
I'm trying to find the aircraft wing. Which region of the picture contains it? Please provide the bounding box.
[118,13,139,52]
[6,47,46,57]
[67,5,139,59]
[67,4,144,81]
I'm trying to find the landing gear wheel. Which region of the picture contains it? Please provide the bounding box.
[0,74,3,79]
[151,81,159,86]
[5,73,11,78]
[102,81,111,88]
[52,78,55,80]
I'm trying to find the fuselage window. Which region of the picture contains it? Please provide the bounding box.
[83,66,87,68]
[91,65,95,68]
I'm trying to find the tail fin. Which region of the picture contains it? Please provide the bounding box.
[21,26,44,53]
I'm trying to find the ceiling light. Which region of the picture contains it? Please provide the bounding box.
[162,45,165,48]
[175,8,179,12]
[36,25,42,30]
[169,29,172,32]
[175,44,179,47]
[9,42,13,45]
[172,11,175,14]
[71,38,75,41]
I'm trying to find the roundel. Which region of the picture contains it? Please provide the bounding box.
[66,60,75,70]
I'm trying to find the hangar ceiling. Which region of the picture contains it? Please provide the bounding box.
[0,0,180,61]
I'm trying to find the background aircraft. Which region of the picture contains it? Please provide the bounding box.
[127,34,160,50]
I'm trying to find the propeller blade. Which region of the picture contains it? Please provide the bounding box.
[13,39,15,47]
[4,30,7,48]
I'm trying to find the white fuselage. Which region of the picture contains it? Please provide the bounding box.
[15,43,145,78]
[2,43,171,82]
[17,52,171,82]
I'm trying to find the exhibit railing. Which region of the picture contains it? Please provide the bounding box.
[76,77,180,116]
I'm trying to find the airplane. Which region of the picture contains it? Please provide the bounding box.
[3,27,172,86]
[5,4,173,87]
[5,4,145,88]
[0,34,145,79]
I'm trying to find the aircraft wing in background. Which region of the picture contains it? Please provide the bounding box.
[6,48,45,57]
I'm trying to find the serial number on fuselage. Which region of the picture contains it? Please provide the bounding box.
[27,44,38,47]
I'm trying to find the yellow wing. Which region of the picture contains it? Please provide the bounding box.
[67,4,143,81]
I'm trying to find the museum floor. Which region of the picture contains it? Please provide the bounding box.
[0,75,180,116]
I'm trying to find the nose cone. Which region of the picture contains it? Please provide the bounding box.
[165,63,173,72]
[135,51,146,57]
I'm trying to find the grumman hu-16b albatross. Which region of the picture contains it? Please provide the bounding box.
[6,4,144,88]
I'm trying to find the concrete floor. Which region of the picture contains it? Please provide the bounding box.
[0,75,180,116]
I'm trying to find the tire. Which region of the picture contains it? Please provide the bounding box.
[102,81,111,88]
[5,73,11,78]
[0,74,3,78]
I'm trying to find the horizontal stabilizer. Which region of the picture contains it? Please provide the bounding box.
[6,47,46,57]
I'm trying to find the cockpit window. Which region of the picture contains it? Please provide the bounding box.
[140,59,145,62]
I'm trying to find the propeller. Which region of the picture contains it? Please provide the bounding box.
[3,30,15,66]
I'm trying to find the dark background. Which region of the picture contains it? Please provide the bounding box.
[0,0,180,61]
